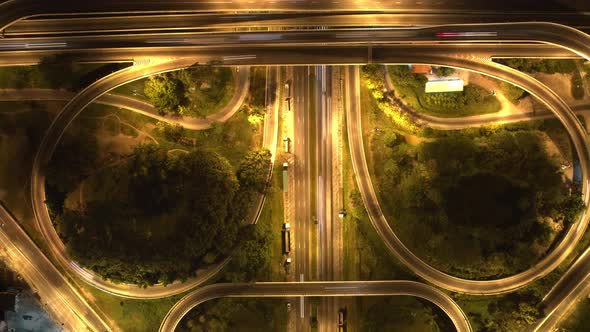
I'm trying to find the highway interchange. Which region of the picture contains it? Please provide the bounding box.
[1,3,590,332]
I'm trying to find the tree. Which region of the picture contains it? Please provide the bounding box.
[226,224,272,281]
[155,121,184,143]
[236,149,272,193]
[144,73,185,115]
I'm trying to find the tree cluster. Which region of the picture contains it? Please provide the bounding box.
[45,130,98,216]
[51,144,272,286]
[374,127,584,279]
[143,66,234,117]
[466,290,543,331]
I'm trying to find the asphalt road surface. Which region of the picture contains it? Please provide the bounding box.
[5,12,590,37]
[292,66,313,331]
[2,0,590,33]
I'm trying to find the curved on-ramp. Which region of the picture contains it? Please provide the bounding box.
[347,53,590,295]
[30,59,275,299]
[158,281,472,332]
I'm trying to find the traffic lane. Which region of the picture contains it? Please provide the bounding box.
[4,0,590,32]
[159,280,472,332]
[2,23,590,52]
[0,44,577,67]
[7,12,590,37]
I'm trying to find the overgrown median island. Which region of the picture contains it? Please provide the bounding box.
[43,66,271,287]
[47,142,270,286]
[360,65,585,280]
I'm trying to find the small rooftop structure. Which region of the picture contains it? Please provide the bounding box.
[425,79,465,93]
[410,64,432,74]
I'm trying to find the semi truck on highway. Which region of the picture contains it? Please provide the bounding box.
[282,162,288,192]
[338,307,347,331]
[282,224,291,254]
[283,137,290,153]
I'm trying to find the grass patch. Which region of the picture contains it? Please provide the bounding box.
[81,283,181,332]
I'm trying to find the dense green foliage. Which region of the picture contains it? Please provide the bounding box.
[143,66,234,117]
[496,59,577,74]
[154,121,184,143]
[45,130,98,216]
[372,127,584,279]
[144,73,186,115]
[0,61,128,91]
[360,297,455,332]
[239,67,269,123]
[225,222,273,282]
[50,144,271,286]
[179,298,288,332]
[237,149,272,194]
[380,65,501,117]
[176,66,235,117]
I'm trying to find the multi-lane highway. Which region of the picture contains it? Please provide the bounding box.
[0,44,577,68]
[4,23,590,53]
[158,280,472,332]
[5,12,590,37]
[0,7,589,330]
[2,0,589,33]
[291,66,313,331]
